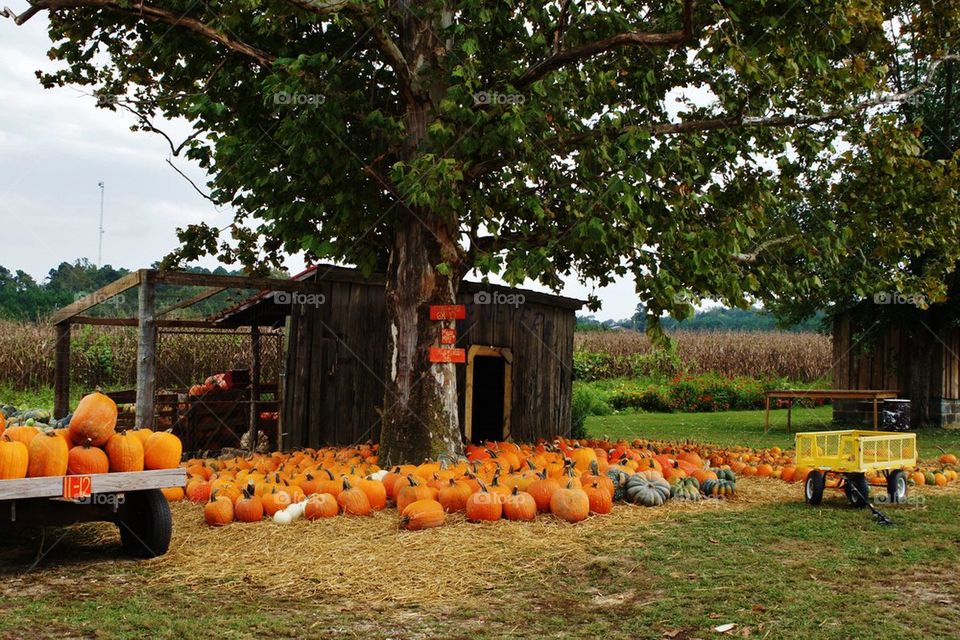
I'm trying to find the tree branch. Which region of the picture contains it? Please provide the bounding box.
[517,0,693,88]
[732,236,795,264]
[3,0,275,67]
[468,54,960,183]
[165,158,216,203]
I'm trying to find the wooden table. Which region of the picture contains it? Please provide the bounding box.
[764,390,900,433]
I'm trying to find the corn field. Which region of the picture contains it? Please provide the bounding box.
[574,330,832,382]
[0,320,282,393]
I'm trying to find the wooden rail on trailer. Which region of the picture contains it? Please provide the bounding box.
[0,469,185,501]
[764,390,900,434]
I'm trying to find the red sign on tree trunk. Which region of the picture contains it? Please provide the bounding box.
[429,304,466,320]
[429,347,466,363]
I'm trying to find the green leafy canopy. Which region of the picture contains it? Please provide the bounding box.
[9,0,960,331]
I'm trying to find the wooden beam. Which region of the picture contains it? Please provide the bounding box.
[53,323,71,418]
[157,286,225,317]
[136,272,157,426]
[49,271,142,324]
[248,325,261,451]
[0,469,185,501]
[70,316,244,329]
[150,269,330,293]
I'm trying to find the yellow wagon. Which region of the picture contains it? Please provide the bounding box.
[795,430,916,507]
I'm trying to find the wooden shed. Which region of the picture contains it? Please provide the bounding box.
[219,265,585,449]
[832,314,960,427]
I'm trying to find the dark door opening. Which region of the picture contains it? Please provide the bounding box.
[470,355,506,443]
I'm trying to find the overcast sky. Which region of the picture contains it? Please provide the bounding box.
[0,16,640,320]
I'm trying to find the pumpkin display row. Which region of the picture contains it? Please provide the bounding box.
[178,440,741,528]
[0,391,182,480]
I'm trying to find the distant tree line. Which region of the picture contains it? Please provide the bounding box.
[577,304,826,333]
[0,260,260,321]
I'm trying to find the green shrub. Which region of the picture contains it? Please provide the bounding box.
[571,384,612,438]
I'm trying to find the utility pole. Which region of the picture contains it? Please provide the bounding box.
[97,181,105,268]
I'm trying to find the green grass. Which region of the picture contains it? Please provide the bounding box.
[0,385,123,413]
[586,405,960,460]
[1,493,958,639]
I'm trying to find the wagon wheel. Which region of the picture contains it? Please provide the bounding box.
[805,470,826,505]
[115,489,172,559]
[886,470,908,504]
[843,473,870,508]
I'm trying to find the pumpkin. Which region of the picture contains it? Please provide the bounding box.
[0,412,4,438]
[27,431,69,477]
[262,487,292,516]
[204,491,235,526]
[400,498,446,530]
[68,391,118,447]
[701,478,736,497]
[503,486,537,521]
[924,471,937,486]
[438,478,472,512]
[105,431,144,472]
[670,477,701,501]
[584,480,614,514]
[0,436,29,480]
[605,468,630,501]
[131,428,154,447]
[526,469,560,512]
[4,425,38,448]
[337,478,372,515]
[235,484,265,522]
[356,477,388,510]
[396,476,434,513]
[550,480,590,523]
[67,440,109,475]
[186,477,213,502]
[304,493,339,520]
[568,445,598,473]
[143,431,182,470]
[909,470,926,486]
[625,473,671,507]
[466,484,502,521]
[162,486,185,502]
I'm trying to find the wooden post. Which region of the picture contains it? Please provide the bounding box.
[764,394,770,434]
[53,322,71,418]
[136,271,157,427]
[786,400,793,432]
[247,325,261,451]
[873,396,879,430]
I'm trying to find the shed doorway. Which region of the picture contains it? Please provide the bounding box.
[465,346,512,444]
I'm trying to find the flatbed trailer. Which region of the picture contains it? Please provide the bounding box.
[0,469,185,558]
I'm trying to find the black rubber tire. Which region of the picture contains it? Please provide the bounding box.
[887,469,908,504]
[844,473,870,508]
[116,489,172,559]
[805,470,826,505]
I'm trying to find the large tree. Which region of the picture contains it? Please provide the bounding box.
[5,0,959,457]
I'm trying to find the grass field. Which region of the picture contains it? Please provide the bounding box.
[1,484,957,639]
[585,405,960,460]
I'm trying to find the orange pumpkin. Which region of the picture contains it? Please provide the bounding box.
[67,440,109,475]
[0,436,29,480]
[550,481,590,523]
[143,432,183,470]
[105,431,144,472]
[162,486,185,501]
[584,480,613,515]
[234,486,265,522]
[503,487,537,521]
[526,470,560,513]
[356,477,388,510]
[304,493,339,520]
[27,432,69,477]
[68,391,118,447]
[396,476,435,514]
[437,478,472,512]
[466,484,502,521]
[4,425,38,448]
[400,498,446,530]
[337,478,372,515]
[204,492,235,526]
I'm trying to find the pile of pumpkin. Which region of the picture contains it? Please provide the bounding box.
[183,439,738,530]
[0,391,182,479]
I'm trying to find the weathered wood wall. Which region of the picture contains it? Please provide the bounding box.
[832,315,960,398]
[281,276,578,449]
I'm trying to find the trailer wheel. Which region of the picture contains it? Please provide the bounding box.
[116,489,172,559]
[887,470,908,504]
[805,470,826,505]
[844,473,870,508]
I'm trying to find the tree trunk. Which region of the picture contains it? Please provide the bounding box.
[377,218,465,466]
